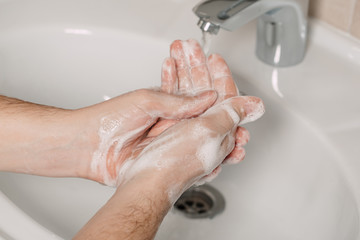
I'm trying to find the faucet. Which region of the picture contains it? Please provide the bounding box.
[193,0,309,67]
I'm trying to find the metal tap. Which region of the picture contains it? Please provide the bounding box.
[193,0,309,67]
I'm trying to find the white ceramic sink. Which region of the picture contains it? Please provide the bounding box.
[1,0,360,239]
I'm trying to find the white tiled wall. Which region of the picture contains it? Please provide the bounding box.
[309,0,360,39]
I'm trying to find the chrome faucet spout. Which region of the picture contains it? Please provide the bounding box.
[193,0,309,67]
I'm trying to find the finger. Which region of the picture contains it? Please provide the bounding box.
[170,39,212,93]
[161,58,178,94]
[129,136,156,161]
[170,40,192,93]
[207,54,238,102]
[221,125,249,165]
[234,96,265,125]
[222,127,248,164]
[220,128,237,155]
[201,96,265,135]
[184,39,212,92]
[145,90,217,119]
[196,165,222,186]
[235,127,250,146]
[147,119,178,137]
[223,145,246,165]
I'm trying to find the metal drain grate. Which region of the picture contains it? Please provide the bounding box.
[174,184,225,219]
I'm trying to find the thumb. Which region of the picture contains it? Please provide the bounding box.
[145,90,218,119]
[201,96,265,134]
[229,96,265,125]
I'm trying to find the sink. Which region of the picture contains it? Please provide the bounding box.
[0,0,359,239]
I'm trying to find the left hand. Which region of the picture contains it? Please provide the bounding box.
[68,89,217,186]
[149,39,251,184]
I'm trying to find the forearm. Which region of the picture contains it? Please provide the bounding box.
[74,171,173,240]
[0,95,88,177]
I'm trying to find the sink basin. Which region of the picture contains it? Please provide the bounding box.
[0,0,359,239]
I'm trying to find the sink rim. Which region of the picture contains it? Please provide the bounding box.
[0,0,360,239]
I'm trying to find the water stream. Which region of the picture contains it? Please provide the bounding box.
[201,31,214,56]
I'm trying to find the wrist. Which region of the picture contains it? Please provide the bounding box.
[61,108,102,180]
[0,99,88,177]
[119,165,203,205]
[31,109,89,178]
[75,169,173,240]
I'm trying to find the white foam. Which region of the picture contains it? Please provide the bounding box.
[195,136,222,174]
[108,95,263,200]
[115,129,181,186]
[91,114,152,186]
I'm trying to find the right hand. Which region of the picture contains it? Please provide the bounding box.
[117,94,264,203]
[149,39,256,184]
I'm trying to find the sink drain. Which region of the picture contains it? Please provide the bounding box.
[174,184,225,219]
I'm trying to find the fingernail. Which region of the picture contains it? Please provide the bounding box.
[240,97,265,124]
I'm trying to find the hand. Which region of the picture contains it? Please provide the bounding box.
[149,39,252,184]
[117,95,264,203]
[75,89,217,186]
[74,41,264,240]
[74,95,264,240]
